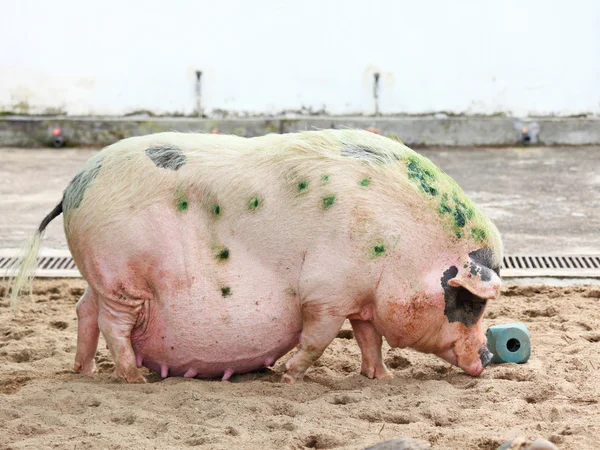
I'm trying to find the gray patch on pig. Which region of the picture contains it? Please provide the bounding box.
[63,156,104,210]
[341,145,392,164]
[441,266,487,327]
[469,262,492,282]
[146,145,187,171]
[469,247,500,277]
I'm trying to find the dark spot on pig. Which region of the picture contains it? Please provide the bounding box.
[170,346,174,350]
[407,158,437,196]
[248,196,261,210]
[322,195,336,210]
[177,199,188,211]
[373,245,385,256]
[322,174,330,183]
[297,180,309,192]
[440,266,486,327]
[221,287,232,297]
[145,145,186,171]
[63,156,104,209]
[441,266,459,287]
[453,208,466,228]
[342,145,387,164]
[217,248,229,260]
[469,247,500,276]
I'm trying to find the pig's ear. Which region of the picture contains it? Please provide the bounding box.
[448,262,501,300]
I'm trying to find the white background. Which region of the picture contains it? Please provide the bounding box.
[1,0,599,116]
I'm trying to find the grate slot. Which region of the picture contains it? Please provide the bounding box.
[38,257,49,269]
[580,257,591,269]
[555,257,564,269]
[55,258,67,269]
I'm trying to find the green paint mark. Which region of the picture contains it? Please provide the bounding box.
[322,195,336,210]
[438,193,452,214]
[213,204,221,216]
[217,248,230,260]
[407,157,438,196]
[248,196,261,210]
[453,208,466,228]
[456,231,463,239]
[360,178,371,187]
[373,244,385,255]
[177,199,189,211]
[322,174,330,183]
[221,287,232,297]
[470,227,487,242]
[297,180,309,192]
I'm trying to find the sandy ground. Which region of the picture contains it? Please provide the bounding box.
[0,280,599,450]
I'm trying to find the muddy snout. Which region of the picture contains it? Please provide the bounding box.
[479,346,493,368]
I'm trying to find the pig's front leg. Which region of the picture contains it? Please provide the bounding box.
[350,319,393,379]
[74,287,99,376]
[282,303,346,384]
[97,295,146,383]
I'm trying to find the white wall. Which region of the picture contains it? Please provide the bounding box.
[1,0,599,116]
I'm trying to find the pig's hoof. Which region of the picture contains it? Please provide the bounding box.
[361,364,394,380]
[74,360,97,376]
[273,361,287,374]
[281,373,297,384]
[117,367,147,383]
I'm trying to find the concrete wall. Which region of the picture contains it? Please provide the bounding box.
[2,116,599,147]
[1,0,599,117]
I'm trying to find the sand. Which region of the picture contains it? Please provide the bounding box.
[0,280,599,450]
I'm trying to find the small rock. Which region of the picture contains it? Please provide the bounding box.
[364,436,431,450]
[498,436,560,450]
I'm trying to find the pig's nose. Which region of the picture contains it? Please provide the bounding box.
[479,346,493,368]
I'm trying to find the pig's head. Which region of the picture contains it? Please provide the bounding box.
[431,247,501,376]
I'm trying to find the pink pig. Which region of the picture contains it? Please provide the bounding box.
[9,129,502,383]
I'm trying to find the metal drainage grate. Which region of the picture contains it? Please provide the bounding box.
[501,255,600,278]
[0,249,80,278]
[1,250,600,279]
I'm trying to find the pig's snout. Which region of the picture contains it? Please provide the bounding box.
[459,345,492,376]
[479,346,493,368]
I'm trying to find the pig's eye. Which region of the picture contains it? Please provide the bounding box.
[444,286,487,327]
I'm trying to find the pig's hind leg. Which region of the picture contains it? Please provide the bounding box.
[97,294,146,383]
[74,287,100,376]
[281,302,346,384]
[350,320,393,379]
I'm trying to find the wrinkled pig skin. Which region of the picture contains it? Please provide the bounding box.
[58,129,502,383]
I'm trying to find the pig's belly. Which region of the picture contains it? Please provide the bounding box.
[131,287,303,378]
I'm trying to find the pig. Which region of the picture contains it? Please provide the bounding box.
[8,129,502,383]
